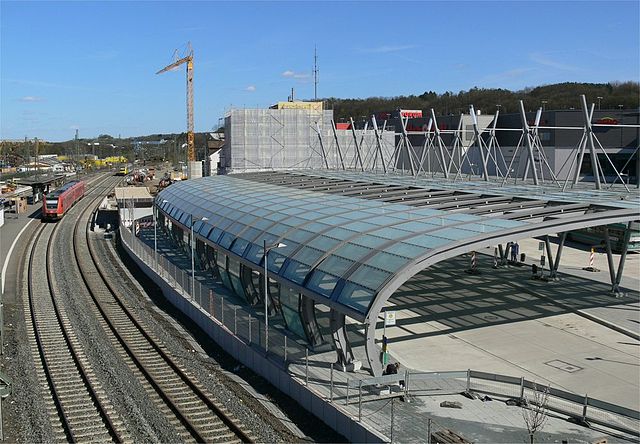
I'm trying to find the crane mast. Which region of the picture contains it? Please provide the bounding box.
[156,43,195,162]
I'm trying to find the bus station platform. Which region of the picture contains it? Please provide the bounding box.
[121,220,640,443]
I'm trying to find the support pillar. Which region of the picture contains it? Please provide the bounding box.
[550,232,567,279]
[330,310,361,372]
[301,295,323,346]
[613,222,632,294]
[603,224,631,295]
[498,243,507,266]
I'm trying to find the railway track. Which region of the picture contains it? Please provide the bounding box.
[23,171,254,442]
[73,189,254,443]
[25,174,127,442]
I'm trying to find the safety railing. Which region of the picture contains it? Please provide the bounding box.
[120,223,639,440]
[120,223,310,370]
[343,369,639,438]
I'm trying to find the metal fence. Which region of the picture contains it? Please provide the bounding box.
[120,223,639,441]
[120,223,310,369]
[344,369,639,439]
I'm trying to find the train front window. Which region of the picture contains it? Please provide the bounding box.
[46,199,58,210]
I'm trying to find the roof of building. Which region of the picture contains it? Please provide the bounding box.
[157,170,638,322]
[115,186,153,201]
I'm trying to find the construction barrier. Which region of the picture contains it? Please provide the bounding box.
[582,247,599,272]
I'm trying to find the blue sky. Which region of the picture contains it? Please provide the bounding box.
[1,1,638,142]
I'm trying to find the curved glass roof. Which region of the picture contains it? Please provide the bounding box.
[158,175,530,317]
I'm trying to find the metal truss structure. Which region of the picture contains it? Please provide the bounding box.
[315,95,639,192]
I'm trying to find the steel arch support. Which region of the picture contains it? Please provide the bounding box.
[364,311,384,376]
[330,310,360,371]
[361,210,638,376]
[301,295,323,346]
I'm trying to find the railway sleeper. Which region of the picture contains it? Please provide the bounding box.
[70,429,113,442]
[181,404,213,413]
[60,402,99,414]
[204,430,240,442]
[67,412,104,424]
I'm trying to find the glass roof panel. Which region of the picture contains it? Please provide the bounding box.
[157,172,629,320]
[281,259,311,284]
[382,242,426,258]
[307,235,341,250]
[306,269,340,298]
[336,282,374,314]
[231,237,250,256]
[322,226,358,241]
[365,251,408,272]
[291,245,325,265]
[347,265,391,291]
[331,242,371,262]
[284,229,317,244]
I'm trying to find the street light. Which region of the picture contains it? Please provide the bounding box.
[191,215,208,299]
[618,105,624,149]
[154,199,168,269]
[541,100,548,111]
[263,239,286,353]
[597,96,603,110]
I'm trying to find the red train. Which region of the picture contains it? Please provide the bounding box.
[42,180,85,221]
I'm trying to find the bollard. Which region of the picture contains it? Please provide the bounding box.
[221,297,224,325]
[305,348,309,386]
[427,418,432,444]
[284,336,287,363]
[466,369,471,393]
[330,364,334,403]
[248,314,252,344]
[234,307,237,334]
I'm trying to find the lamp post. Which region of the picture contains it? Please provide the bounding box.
[153,199,168,269]
[263,240,286,353]
[597,96,603,110]
[190,215,208,298]
[618,105,624,149]
[541,100,547,111]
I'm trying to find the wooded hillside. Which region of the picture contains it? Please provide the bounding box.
[324,81,639,120]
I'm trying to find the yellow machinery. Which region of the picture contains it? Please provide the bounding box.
[156,42,195,162]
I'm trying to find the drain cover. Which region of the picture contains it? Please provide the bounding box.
[545,359,583,373]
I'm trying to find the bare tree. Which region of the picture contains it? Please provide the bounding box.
[522,383,550,444]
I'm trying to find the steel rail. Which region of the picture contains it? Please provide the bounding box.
[73,199,254,442]
[26,173,123,443]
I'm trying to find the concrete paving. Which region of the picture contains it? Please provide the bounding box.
[136,224,639,442]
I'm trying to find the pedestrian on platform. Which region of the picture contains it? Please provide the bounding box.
[384,362,399,375]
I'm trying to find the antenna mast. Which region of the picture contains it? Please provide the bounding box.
[313,46,319,101]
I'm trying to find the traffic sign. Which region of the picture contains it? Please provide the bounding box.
[384,311,396,327]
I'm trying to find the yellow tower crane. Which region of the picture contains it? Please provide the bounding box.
[156,42,195,162]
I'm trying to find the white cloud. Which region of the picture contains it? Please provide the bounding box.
[282,70,310,79]
[246,85,256,92]
[530,52,577,71]
[20,96,44,102]
[360,45,417,54]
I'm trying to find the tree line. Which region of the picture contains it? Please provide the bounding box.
[323,81,640,120]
